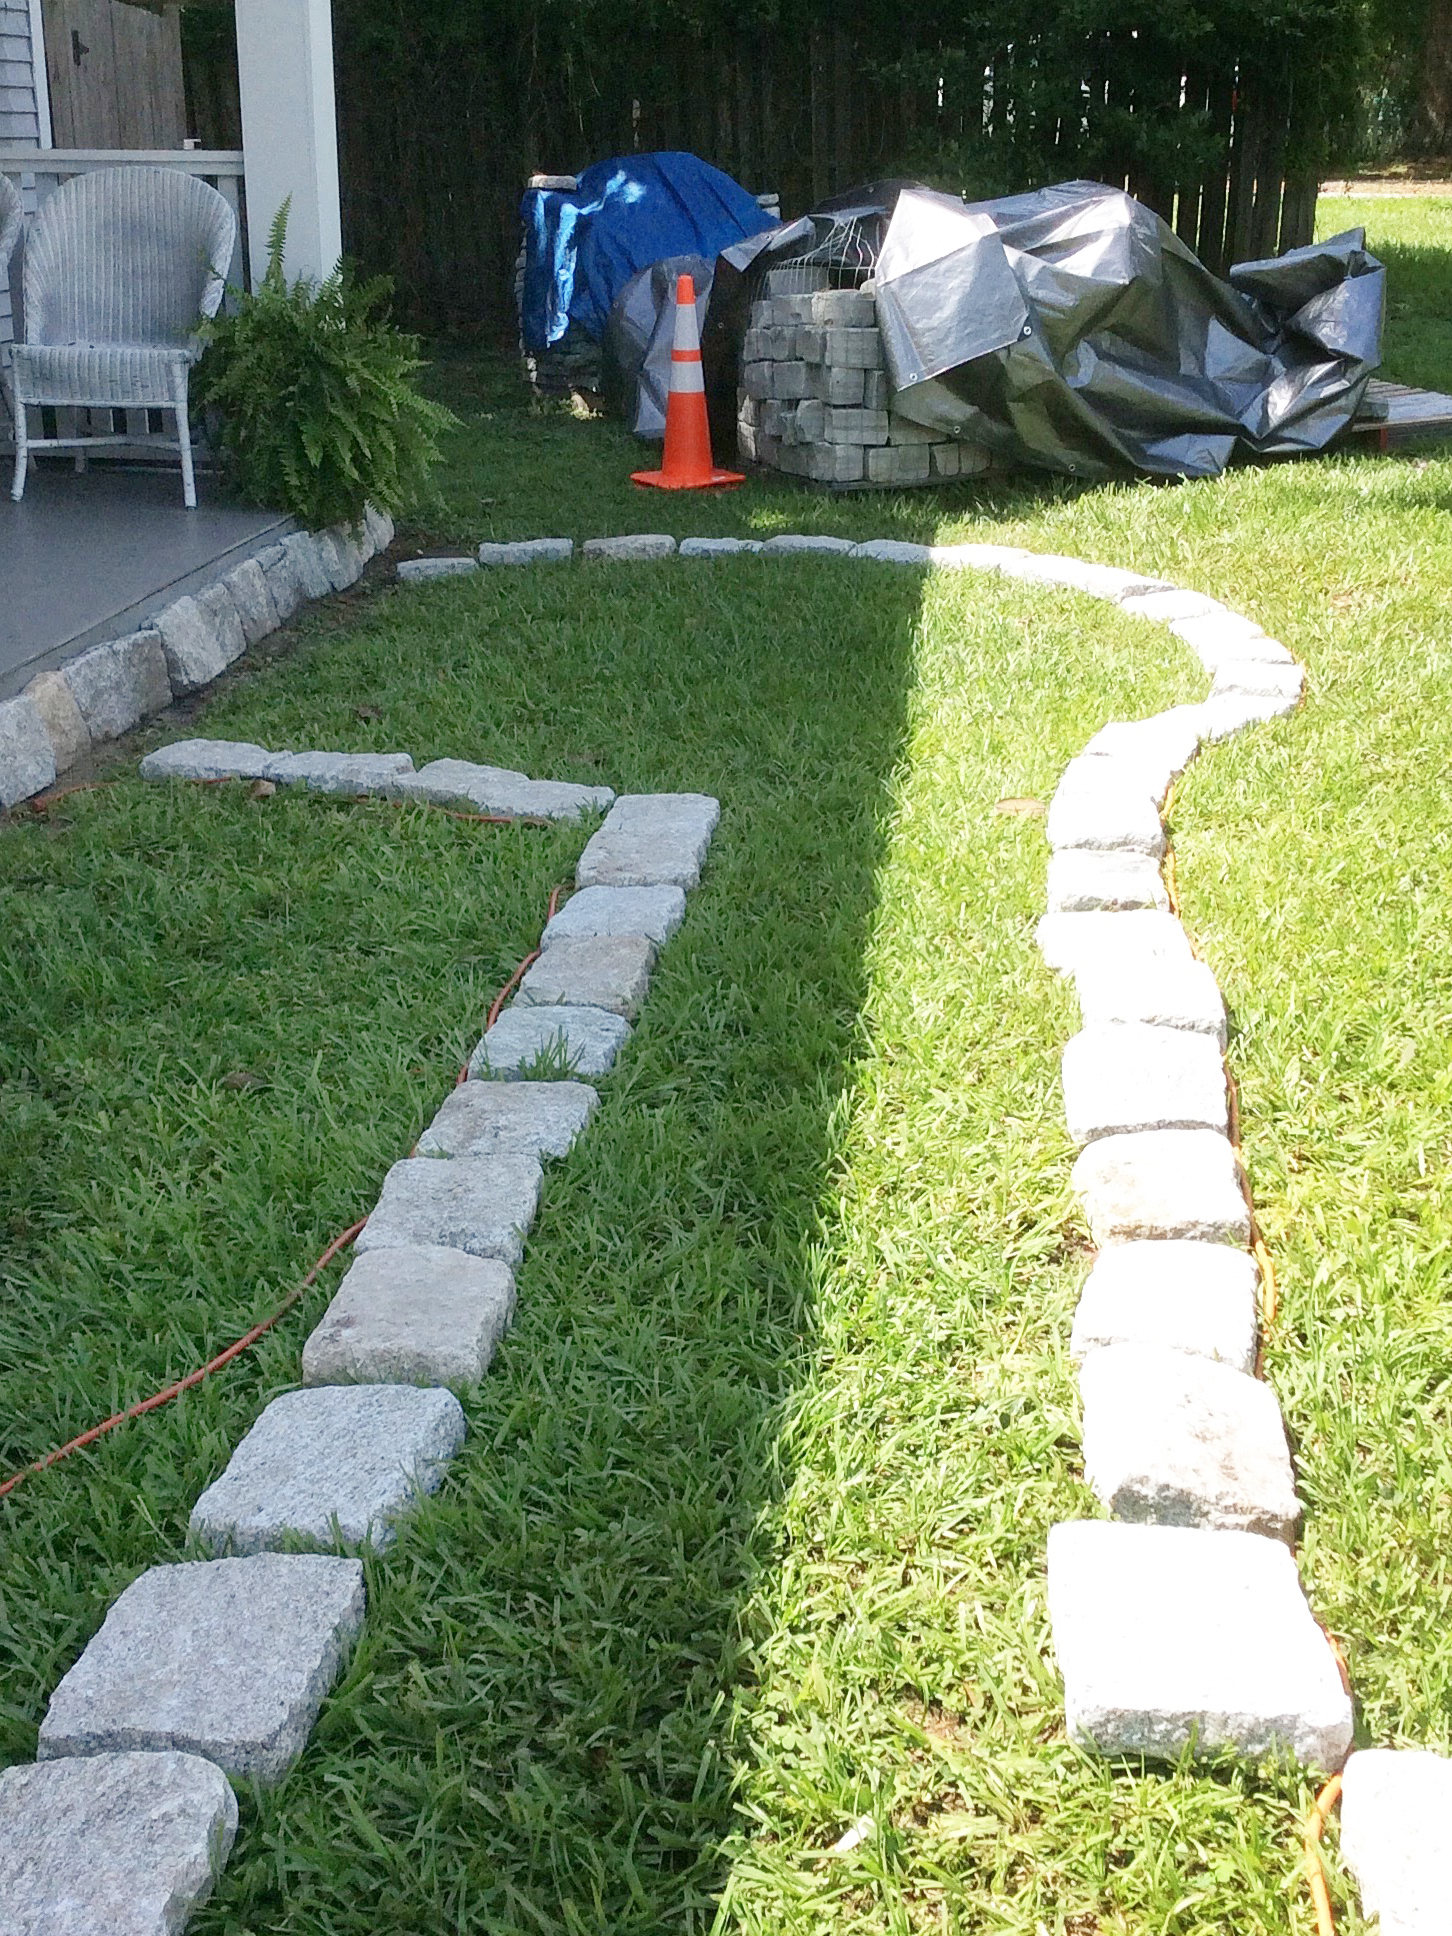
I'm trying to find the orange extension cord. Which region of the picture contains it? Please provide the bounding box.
[0,872,568,1503]
[1165,820,1340,1930]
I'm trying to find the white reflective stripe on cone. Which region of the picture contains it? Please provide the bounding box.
[668,356,705,394]
[672,293,702,355]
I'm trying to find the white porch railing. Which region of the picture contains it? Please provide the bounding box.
[0,148,246,461]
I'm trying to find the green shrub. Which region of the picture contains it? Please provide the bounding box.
[195,203,457,531]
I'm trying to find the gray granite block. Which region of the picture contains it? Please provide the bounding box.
[761,533,855,555]
[154,596,227,696]
[224,558,280,646]
[1073,956,1227,1045]
[1070,1239,1260,1372]
[1196,691,1300,740]
[0,1750,237,1936]
[1047,1520,1353,1769]
[0,695,58,808]
[1211,660,1304,701]
[1035,910,1193,978]
[303,1244,516,1388]
[1082,707,1205,776]
[1079,1342,1300,1541]
[66,631,171,742]
[139,738,276,783]
[997,554,1167,600]
[1341,1748,1452,1934]
[190,1385,466,1554]
[1168,609,1269,652]
[314,526,365,590]
[417,1080,599,1160]
[471,1005,632,1080]
[1047,850,1169,914]
[1072,1128,1251,1246]
[258,542,305,623]
[24,669,90,774]
[678,536,763,556]
[195,583,247,668]
[477,538,574,565]
[393,758,614,821]
[576,792,720,890]
[364,504,395,554]
[543,884,686,945]
[581,534,676,561]
[1061,1022,1228,1143]
[264,749,415,794]
[1047,760,1165,856]
[355,1154,542,1267]
[517,934,656,1019]
[849,539,934,565]
[925,541,1031,572]
[1114,586,1223,625]
[283,532,333,600]
[38,1554,366,1784]
[397,556,479,581]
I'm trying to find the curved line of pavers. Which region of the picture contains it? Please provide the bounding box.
[2,530,1432,1929]
[0,505,396,813]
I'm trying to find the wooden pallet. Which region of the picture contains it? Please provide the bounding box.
[1345,378,1452,449]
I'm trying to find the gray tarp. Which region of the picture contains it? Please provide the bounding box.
[875,181,1386,480]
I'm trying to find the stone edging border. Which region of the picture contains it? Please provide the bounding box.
[2,529,1428,1930]
[0,505,395,812]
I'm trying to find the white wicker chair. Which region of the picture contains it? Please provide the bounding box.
[9,166,236,509]
[0,171,21,420]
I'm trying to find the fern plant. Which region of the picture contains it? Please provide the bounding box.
[194,203,457,531]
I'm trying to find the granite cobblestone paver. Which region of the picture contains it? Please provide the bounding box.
[515,935,656,1019]
[1069,1239,1260,1372]
[38,1555,366,1784]
[1046,849,1171,914]
[1079,1342,1301,1541]
[470,1004,632,1081]
[476,538,573,565]
[302,1245,517,1389]
[190,1386,466,1554]
[543,882,687,945]
[1061,1021,1229,1143]
[0,1751,238,1936]
[354,1154,542,1268]
[23,669,89,773]
[1072,1128,1252,1247]
[65,631,172,742]
[1048,1522,1353,1769]
[416,1081,599,1160]
[1071,956,1227,1044]
[576,793,721,889]
[1341,1748,1452,1934]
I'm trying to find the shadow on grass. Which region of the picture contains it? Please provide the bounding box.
[165,557,928,1933]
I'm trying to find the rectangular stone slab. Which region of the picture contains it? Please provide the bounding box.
[393,758,614,821]
[262,750,416,794]
[190,1385,466,1554]
[303,1244,516,1387]
[1079,1342,1300,1541]
[1047,1520,1353,1769]
[1072,956,1227,1045]
[544,884,687,946]
[139,738,276,782]
[38,1554,366,1784]
[470,1005,632,1080]
[416,1081,598,1160]
[1072,1128,1251,1246]
[0,1750,238,1936]
[1036,910,1193,979]
[1047,761,1166,857]
[575,793,721,889]
[1047,850,1169,914]
[516,934,656,1020]
[1341,1747,1452,1935]
[1061,1022,1228,1143]
[1070,1239,1259,1372]
[354,1154,542,1267]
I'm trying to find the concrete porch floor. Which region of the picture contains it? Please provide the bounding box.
[0,462,293,701]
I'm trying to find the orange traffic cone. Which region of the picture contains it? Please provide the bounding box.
[631,273,744,490]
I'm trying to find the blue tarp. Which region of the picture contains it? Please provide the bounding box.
[520,151,773,351]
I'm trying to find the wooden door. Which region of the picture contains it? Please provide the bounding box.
[44,0,186,149]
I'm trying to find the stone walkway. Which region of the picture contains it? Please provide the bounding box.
[3,530,1443,1932]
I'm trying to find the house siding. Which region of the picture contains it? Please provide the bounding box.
[1,0,45,343]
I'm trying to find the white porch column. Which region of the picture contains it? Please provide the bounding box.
[234,0,342,286]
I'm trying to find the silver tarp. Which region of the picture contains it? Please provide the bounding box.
[875,180,1386,480]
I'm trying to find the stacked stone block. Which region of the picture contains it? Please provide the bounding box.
[737,276,988,489]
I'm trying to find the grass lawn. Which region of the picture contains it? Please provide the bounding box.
[2,195,1450,1932]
